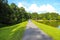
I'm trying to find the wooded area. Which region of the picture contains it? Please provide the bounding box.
[0,0,60,25]
[0,0,29,24]
[31,12,60,20]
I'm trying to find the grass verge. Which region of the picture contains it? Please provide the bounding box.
[32,20,60,40]
[0,21,27,40]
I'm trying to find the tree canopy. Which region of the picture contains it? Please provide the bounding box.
[0,0,60,25]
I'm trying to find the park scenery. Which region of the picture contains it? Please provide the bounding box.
[0,0,60,40]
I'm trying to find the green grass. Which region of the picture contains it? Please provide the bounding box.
[32,20,60,40]
[0,21,27,40]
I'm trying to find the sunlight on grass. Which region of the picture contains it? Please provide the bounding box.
[32,20,60,40]
[0,21,27,40]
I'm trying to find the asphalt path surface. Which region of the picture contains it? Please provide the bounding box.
[22,20,52,40]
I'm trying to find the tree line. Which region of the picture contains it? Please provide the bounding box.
[31,12,60,20]
[0,0,60,25]
[0,0,29,25]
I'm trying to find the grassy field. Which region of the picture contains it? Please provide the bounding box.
[32,20,60,40]
[0,21,27,40]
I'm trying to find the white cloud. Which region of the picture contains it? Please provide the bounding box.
[17,2,27,11]
[28,4,56,12]
[17,3,57,13]
[18,2,24,7]
[39,5,46,12]
[28,4,39,12]
[39,4,56,12]
[46,4,56,12]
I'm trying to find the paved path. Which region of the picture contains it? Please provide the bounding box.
[22,20,52,40]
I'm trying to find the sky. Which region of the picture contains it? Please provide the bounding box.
[8,0,60,14]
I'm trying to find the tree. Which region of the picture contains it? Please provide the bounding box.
[0,0,13,24]
[58,15,60,20]
[31,12,39,20]
[38,12,59,20]
[10,3,29,23]
[19,7,29,22]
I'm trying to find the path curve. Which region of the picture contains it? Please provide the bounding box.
[22,20,52,40]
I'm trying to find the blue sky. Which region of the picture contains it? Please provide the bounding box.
[8,0,60,14]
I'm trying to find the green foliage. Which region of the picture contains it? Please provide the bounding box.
[0,0,60,25]
[31,12,39,20]
[9,3,29,24]
[0,1,29,25]
[0,0,13,24]
[39,12,59,20]
[58,15,60,20]
[31,12,60,20]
